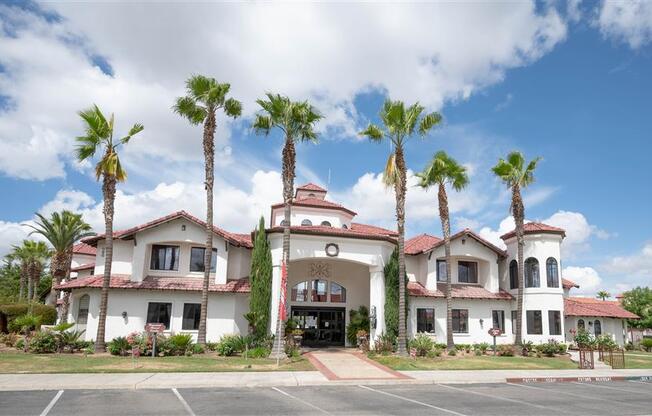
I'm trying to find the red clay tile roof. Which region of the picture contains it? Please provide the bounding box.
[71,263,95,272]
[408,281,514,300]
[55,275,250,293]
[82,211,252,249]
[562,278,580,289]
[296,183,327,193]
[564,297,639,319]
[406,229,507,258]
[73,242,96,256]
[405,234,442,255]
[272,197,357,216]
[267,222,397,243]
[501,222,566,240]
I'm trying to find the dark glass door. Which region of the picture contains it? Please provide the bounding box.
[291,307,345,347]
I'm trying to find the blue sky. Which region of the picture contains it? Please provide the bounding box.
[0,1,651,296]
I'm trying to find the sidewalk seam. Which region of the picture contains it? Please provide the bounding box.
[133,373,156,390]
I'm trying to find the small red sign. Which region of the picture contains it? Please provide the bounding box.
[145,323,166,333]
[488,328,502,337]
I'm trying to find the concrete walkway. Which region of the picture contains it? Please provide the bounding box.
[0,368,650,391]
[305,350,409,380]
[568,349,611,369]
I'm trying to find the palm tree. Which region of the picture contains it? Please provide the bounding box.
[27,240,51,301]
[416,151,468,350]
[25,211,94,318]
[360,100,442,355]
[6,242,31,301]
[75,104,143,352]
[252,93,321,358]
[173,75,242,345]
[597,290,611,301]
[492,151,541,345]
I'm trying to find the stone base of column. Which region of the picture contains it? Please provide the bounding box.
[270,336,287,360]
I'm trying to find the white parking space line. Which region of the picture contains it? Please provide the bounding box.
[437,383,553,412]
[571,381,646,393]
[271,387,332,415]
[40,390,63,416]
[172,388,196,416]
[510,382,649,410]
[629,380,652,385]
[358,385,467,416]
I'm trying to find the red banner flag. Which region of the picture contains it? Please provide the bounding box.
[279,261,288,321]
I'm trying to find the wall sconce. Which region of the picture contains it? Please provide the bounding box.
[122,311,128,323]
[479,318,484,328]
[461,237,466,245]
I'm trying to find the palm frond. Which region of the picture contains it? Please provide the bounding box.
[404,102,424,135]
[252,115,273,136]
[120,123,144,145]
[224,98,243,118]
[418,112,443,136]
[187,75,214,102]
[382,152,399,188]
[359,124,383,142]
[173,96,206,125]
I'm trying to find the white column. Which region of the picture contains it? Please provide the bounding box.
[369,266,385,346]
[269,264,282,335]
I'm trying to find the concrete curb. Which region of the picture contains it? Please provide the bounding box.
[0,370,650,391]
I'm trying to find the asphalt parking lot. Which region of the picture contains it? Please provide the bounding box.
[1,380,651,416]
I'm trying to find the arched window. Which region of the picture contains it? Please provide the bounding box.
[308,193,316,197]
[330,282,346,303]
[320,221,332,227]
[509,260,518,289]
[76,294,90,328]
[291,281,309,302]
[342,224,348,229]
[577,319,585,331]
[546,258,559,288]
[594,320,602,336]
[524,258,540,288]
[301,219,312,226]
[280,220,289,226]
[311,279,328,302]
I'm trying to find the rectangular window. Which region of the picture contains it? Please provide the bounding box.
[437,260,447,282]
[458,261,478,283]
[182,303,201,330]
[417,308,435,333]
[526,310,543,335]
[190,247,218,272]
[511,310,517,334]
[548,310,561,335]
[492,310,505,332]
[150,245,180,271]
[311,280,328,302]
[146,302,172,329]
[452,309,468,333]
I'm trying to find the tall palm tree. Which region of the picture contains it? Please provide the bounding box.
[252,93,321,358]
[174,75,242,345]
[27,241,51,301]
[492,151,541,345]
[360,100,442,355]
[416,151,468,350]
[6,242,32,301]
[25,211,94,317]
[75,104,143,352]
[596,290,611,301]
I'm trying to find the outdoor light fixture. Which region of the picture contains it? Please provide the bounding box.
[181,224,186,231]
[122,311,128,322]
[479,318,484,328]
[462,237,466,245]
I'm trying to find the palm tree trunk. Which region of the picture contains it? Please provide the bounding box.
[198,109,216,346]
[512,184,525,346]
[60,247,74,323]
[27,262,35,301]
[49,251,67,307]
[394,147,408,356]
[438,182,454,350]
[273,136,296,359]
[32,264,41,301]
[19,264,27,301]
[95,174,116,352]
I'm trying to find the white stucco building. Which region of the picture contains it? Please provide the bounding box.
[56,183,637,346]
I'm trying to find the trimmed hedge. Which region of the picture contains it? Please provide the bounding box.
[0,303,57,332]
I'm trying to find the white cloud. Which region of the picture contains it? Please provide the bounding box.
[479,216,516,248]
[562,266,603,295]
[602,242,652,278]
[597,0,652,48]
[0,2,568,180]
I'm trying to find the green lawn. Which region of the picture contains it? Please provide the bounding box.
[625,351,652,369]
[0,351,313,374]
[370,353,577,371]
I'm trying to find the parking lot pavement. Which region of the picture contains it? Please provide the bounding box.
[1,381,651,416]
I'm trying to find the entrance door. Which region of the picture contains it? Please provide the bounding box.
[291,307,345,347]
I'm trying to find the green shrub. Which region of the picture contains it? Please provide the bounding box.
[15,339,24,350]
[558,343,568,354]
[0,332,18,347]
[249,346,271,358]
[374,333,396,354]
[83,345,94,355]
[497,344,515,356]
[169,333,194,355]
[57,330,86,353]
[433,342,447,350]
[455,343,471,353]
[29,331,57,353]
[216,335,242,356]
[536,341,559,357]
[108,336,130,356]
[284,343,300,357]
[0,303,56,330]
[573,330,595,348]
[426,348,442,358]
[205,342,219,352]
[448,348,457,356]
[596,335,618,351]
[346,306,369,345]
[473,343,490,354]
[640,338,652,352]
[409,334,434,357]
[192,343,205,355]
[521,341,535,355]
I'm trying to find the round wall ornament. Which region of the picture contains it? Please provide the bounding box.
[325,243,339,257]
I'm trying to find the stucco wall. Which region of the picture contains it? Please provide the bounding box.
[94,240,134,275]
[67,289,248,343]
[564,316,627,346]
[271,205,353,229]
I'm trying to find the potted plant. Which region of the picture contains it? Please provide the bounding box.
[356,329,369,351]
[291,329,304,347]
